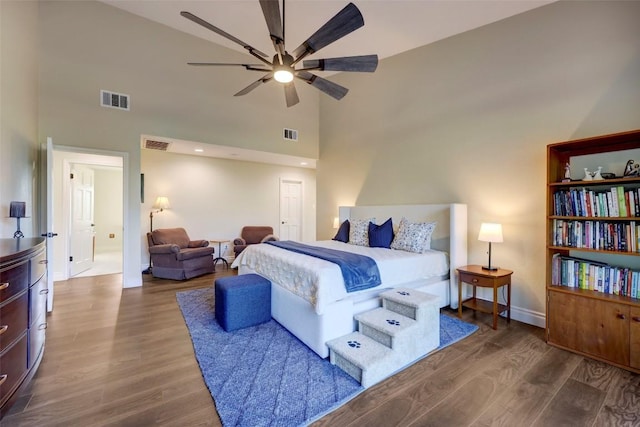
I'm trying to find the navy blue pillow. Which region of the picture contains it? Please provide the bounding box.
[368,218,394,248]
[333,219,350,243]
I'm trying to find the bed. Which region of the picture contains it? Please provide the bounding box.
[231,203,467,358]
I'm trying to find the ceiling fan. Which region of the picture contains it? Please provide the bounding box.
[181,0,378,107]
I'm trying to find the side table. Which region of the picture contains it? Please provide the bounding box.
[457,264,513,330]
[210,239,230,270]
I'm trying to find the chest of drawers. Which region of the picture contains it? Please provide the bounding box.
[0,238,47,418]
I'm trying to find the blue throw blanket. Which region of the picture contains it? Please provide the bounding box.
[265,241,381,292]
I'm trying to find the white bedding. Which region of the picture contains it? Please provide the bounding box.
[230,240,449,315]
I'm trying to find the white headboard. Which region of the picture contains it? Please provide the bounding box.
[338,203,468,308]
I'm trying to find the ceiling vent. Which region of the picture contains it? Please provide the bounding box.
[101,89,130,111]
[144,139,171,151]
[283,128,298,142]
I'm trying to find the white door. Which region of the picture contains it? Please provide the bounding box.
[42,137,57,312]
[69,165,95,276]
[279,179,302,241]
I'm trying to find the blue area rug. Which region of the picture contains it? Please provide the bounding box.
[176,287,478,427]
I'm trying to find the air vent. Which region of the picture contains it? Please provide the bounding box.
[283,128,298,141]
[100,90,130,111]
[144,139,171,151]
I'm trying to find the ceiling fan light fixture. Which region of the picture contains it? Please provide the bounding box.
[182,1,376,106]
[274,68,294,83]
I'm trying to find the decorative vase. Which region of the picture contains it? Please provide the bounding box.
[592,166,603,180]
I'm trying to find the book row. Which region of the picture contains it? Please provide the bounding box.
[552,186,640,218]
[551,254,640,299]
[552,219,640,253]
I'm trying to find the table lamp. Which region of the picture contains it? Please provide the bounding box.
[478,222,503,271]
[10,201,26,239]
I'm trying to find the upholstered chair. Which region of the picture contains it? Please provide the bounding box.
[233,226,279,257]
[147,227,215,280]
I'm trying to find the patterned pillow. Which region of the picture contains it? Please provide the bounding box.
[391,217,437,253]
[349,218,375,246]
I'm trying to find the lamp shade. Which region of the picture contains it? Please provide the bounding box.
[478,223,503,243]
[152,196,170,210]
[333,217,340,229]
[9,201,26,218]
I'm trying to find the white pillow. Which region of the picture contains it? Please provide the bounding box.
[391,217,437,253]
[349,218,375,246]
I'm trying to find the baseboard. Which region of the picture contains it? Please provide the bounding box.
[461,298,546,329]
[508,305,545,328]
[466,291,546,329]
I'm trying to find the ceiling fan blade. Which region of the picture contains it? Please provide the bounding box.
[296,71,348,100]
[284,82,299,107]
[292,3,364,62]
[181,11,269,58]
[234,74,274,96]
[284,82,300,107]
[302,54,378,72]
[259,0,285,58]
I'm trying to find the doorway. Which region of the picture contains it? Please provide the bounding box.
[52,149,124,280]
[279,178,302,241]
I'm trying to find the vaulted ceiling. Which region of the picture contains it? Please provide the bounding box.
[103,0,554,165]
[102,0,553,63]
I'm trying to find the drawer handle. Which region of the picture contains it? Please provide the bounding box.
[633,316,640,322]
[38,260,48,265]
[39,289,49,295]
[0,375,7,387]
[0,282,9,291]
[0,325,8,335]
[617,313,626,320]
[38,322,48,330]
[472,279,479,283]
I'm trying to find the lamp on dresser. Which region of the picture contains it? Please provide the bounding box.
[9,201,26,239]
[478,222,503,271]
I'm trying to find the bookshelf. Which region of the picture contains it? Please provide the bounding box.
[546,129,640,373]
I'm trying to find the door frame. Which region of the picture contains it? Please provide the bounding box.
[53,145,127,282]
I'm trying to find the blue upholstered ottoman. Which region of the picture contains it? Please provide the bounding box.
[215,274,271,332]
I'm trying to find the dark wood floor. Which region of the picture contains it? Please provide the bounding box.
[2,269,639,426]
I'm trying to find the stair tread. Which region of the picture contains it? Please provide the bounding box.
[327,332,394,368]
[355,308,417,336]
[381,288,438,308]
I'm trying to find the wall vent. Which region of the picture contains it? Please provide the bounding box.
[100,90,130,111]
[283,128,298,141]
[143,139,171,151]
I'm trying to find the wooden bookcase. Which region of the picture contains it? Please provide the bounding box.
[546,129,640,373]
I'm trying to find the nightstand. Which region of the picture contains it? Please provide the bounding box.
[457,264,513,330]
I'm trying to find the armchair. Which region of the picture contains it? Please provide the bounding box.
[147,227,215,280]
[233,226,279,257]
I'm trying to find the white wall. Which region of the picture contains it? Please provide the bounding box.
[141,149,316,267]
[0,1,39,238]
[94,167,123,252]
[317,1,640,327]
[37,1,320,285]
